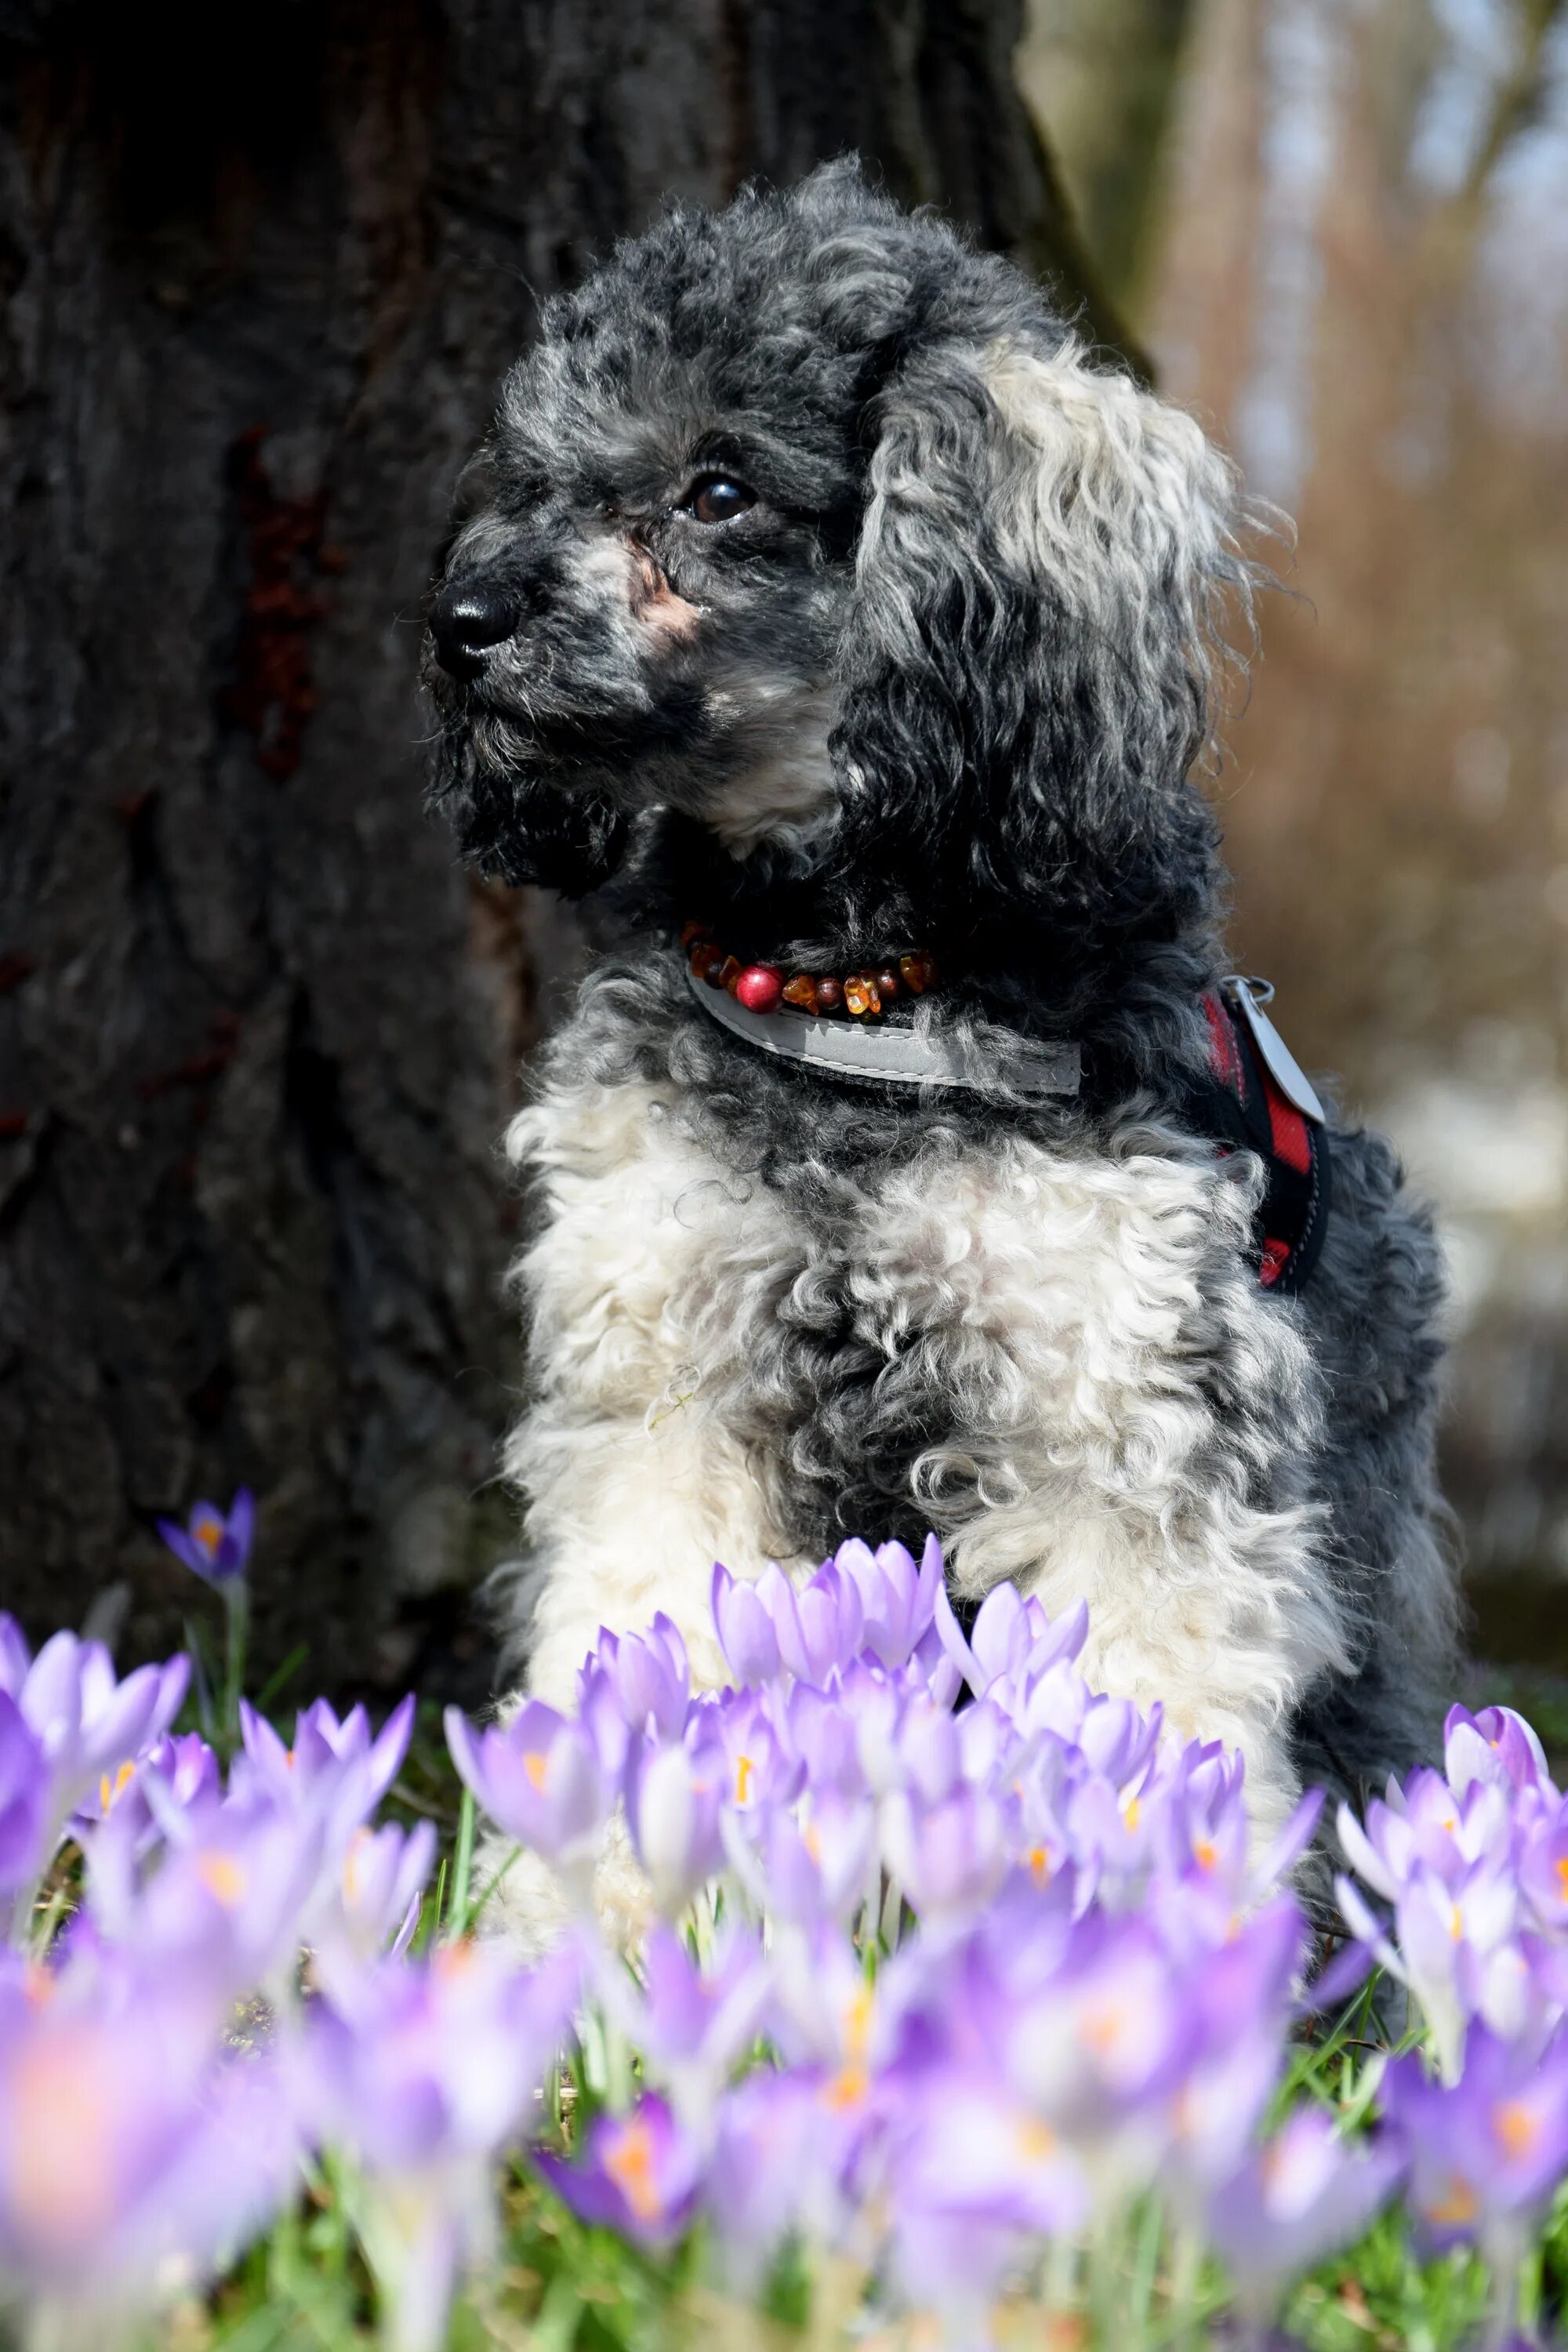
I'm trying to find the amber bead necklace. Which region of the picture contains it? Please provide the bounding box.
[681,920,938,1021]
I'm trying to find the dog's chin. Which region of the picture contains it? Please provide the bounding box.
[682,681,840,863]
[433,667,843,886]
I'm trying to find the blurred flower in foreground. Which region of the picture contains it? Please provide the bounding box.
[6,1527,1568,2347]
[538,2093,704,2249]
[302,1940,579,2352]
[0,1967,294,2332]
[155,1490,255,1586]
[598,1923,770,2127]
[1204,2108,1402,2320]
[85,1783,328,2007]
[0,1698,47,1909]
[312,1819,437,1991]
[1383,2026,1568,2263]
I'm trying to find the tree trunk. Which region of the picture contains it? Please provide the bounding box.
[0,0,1121,1696]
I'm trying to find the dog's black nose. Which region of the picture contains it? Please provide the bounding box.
[429,580,521,679]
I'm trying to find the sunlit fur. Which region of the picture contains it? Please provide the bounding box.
[425,162,1458,1939]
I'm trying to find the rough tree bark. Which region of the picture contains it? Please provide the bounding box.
[0,0,1126,1695]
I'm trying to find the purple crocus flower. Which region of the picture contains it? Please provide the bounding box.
[70,1730,221,1868]
[237,1693,416,1848]
[690,1690,800,1820]
[624,1738,725,1920]
[86,1783,328,2004]
[703,2070,846,2288]
[306,1938,579,2169]
[592,1616,691,1740]
[766,1921,907,2096]
[723,1793,878,1929]
[154,1490,255,1585]
[778,1678,869,1802]
[832,1535,944,1671]
[1519,1800,1568,1936]
[601,1924,771,2126]
[0,1969,295,2314]
[877,2054,1088,2344]
[710,1563,786,1686]
[933,1576,1088,1704]
[891,1697,963,1806]
[1335,1846,1523,2083]
[1205,2109,1403,2314]
[888,2066,1090,2254]
[1003,1917,1199,2160]
[1443,1703,1552,1804]
[0,1621,189,1868]
[537,2092,704,2249]
[0,1694,48,1906]
[786,1559,866,1687]
[305,1940,579,2352]
[1382,2025,1568,2256]
[311,1818,438,1994]
[444,1700,608,1907]
[881,1784,1011,1931]
[712,1554,878,1693]
[1154,1899,1306,2195]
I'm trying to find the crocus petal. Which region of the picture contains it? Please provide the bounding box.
[156,1521,215,1582]
[0,1617,31,1698]
[223,1488,256,1573]
[1335,1800,1402,1907]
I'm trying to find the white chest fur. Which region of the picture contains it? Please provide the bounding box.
[503,1069,1348,1841]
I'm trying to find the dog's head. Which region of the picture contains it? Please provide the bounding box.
[426,159,1252,952]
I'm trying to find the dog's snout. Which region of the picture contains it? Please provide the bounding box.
[429,580,521,680]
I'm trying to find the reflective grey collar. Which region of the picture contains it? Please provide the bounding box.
[685,968,1081,1097]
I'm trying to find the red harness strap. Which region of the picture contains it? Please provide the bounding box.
[1196,991,1330,1297]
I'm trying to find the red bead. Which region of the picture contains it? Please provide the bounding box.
[815,976,844,1015]
[735,964,784,1013]
[873,966,901,1001]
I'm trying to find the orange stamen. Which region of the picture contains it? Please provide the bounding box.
[196,1852,245,1907]
[604,2122,662,2223]
[1494,2100,1540,2160]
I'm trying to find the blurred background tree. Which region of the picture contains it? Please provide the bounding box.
[4,0,1565,1700]
[0,0,1132,1693]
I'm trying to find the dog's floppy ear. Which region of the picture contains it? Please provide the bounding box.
[430,746,628,900]
[833,332,1251,943]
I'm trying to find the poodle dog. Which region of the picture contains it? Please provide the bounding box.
[423,161,1457,1933]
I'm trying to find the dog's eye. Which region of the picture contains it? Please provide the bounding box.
[685,476,756,525]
